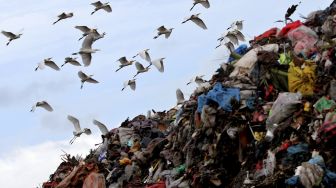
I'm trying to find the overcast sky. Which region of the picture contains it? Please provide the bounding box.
[0,0,333,187]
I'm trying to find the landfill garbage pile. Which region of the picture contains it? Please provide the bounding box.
[43,1,336,188]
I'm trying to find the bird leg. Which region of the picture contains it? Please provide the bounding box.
[53,19,61,25]
[132,54,138,58]
[69,136,77,145]
[78,34,86,41]
[6,39,12,46]
[153,35,159,39]
[91,10,97,15]
[190,3,196,11]
[133,72,139,78]
[61,63,66,67]
[80,82,84,89]
[115,67,122,72]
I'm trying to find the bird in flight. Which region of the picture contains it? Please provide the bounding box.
[35,58,60,71]
[53,12,74,25]
[187,75,206,86]
[115,57,135,72]
[78,71,99,89]
[1,30,23,46]
[151,58,165,73]
[72,33,100,67]
[182,13,207,30]
[91,1,112,15]
[30,101,53,112]
[62,57,81,67]
[154,26,174,39]
[133,62,150,78]
[190,0,210,11]
[176,89,185,105]
[133,49,151,63]
[93,119,110,144]
[67,115,92,144]
[122,79,136,91]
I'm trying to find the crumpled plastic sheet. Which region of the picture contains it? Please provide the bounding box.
[287,25,318,58]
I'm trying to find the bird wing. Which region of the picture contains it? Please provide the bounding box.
[139,50,151,62]
[91,1,103,7]
[225,42,235,53]
[80,53,92,66]
[135,62,145,71]
[58,12,67,18]
[40,101,54,111]
[118,57,128,65]
[75,26,91,33]
[87,77,99,83]
[285,3,299,19]
[129,80,136,90]
[164,31,172,39]
[152,59,164,72]
[1,31,16,38]
[236,21,243,30]
[102,5,112,12]
[93,119,109,135]
[191,17,207,30]
[123,80,130,89]
[226,33,238,45]
[157,26,167,32]
[176,89,185,104]
[37,62,46,70]
[78,71,88,80]
[200,0,210,8]
[45,60,60,71]
[67,115,81,132]
[82,34,95,49]
[70,59,81,66]
[234,30,245,41]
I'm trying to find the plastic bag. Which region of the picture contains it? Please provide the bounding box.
[288,61,316,96]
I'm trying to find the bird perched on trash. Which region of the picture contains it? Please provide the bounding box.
[75,25,102,41]
[35,58,60,71]
[72,33,100,66]
[78,71,99,89]
[187,75,206,85]
[227,20,244,30]
[151,58,165,72]
[61,57,81,67]
[93,119,109,142]
[133,62,150,78]
[1,30,23,46]
[133,49,151,63]
[122,79,136,91]
[182,13,207,30]
[53,12,74,25]
[30,101,53,112]
[190,0,210,11]
[154,26,174,39]
[176,89,185,105]
[115,57,135,72]
[67,115,92,144]
[91,1,112,15]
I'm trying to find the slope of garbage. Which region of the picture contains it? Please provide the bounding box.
[43,1,336,188]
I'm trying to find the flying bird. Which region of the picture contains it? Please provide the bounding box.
[93,119,109,136]
[115,57,135,72]
[182,13,207,30]
[285,2,301,20]
[78,71,99,89]
[67,115,92,144]
[53,12,74,25]
[30,101,53,112]
[176,89,185,105]
[1,30,23,46]
[91,1,112,15]
[187,75,206,85]
[133,49,151,62]
[151,58,165,73]
[227,20,244,30]
[72,33,100,66]
[35,58,60,71]
[75,25,103,41]
[154,26,174,39]
[190,0,210,11]
[62,57,81,67]
[122,79,136,91]
[133,62,150,78]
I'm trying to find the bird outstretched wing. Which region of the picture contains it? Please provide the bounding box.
[157,26,167,32]
[139,50,151,62]
[75,26,91,33]
[45,60,60,71]
[91,1,103,7]
[176,89,185,104]
[58,12,67,18]
[102,5,112,12]
[200,0,210,8]
[82,34,95,49]
[93,119,109,135]
[1,31,16,39]
[40,101,54,111]
[152,59,164,72]
[135,62,145,71]
[129,80,136,90]
[78,71,88,80]
[67,115,81,132]
[192,17,207,30]
[80,53,92,67]
[118,57,128,65]
[87,77,99,83]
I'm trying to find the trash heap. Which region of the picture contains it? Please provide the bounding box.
[43,1,336,188]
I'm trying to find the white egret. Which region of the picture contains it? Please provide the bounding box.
[187,75,206,86]
[62,57,81,67]
[93,119,109,136]
[182,13,207,30]
[72,33,100,66]
[115,57,135,72]
[133,62,150,78]
[121,79,136,91]
[227,20,244,30]
[190,0,210,11]
[35,58,60,71]
[67,115,92,144]
[176,89,185,105]
[30,101,53,112]
[91,1,112,15]
[151,58,165,73]
[78,71,99,89]
[154,26,174,39]
[53,12,74,25]
[133,49,151,63]
[1,30,23,46]
[75,25,102,41]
